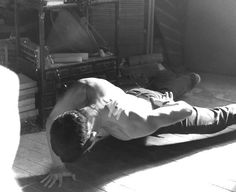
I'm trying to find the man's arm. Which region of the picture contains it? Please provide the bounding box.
[45,115,64,167]
[42,82,88,188]
[146,100,193,129]
[40,116,76,188]
[109,100,193,139]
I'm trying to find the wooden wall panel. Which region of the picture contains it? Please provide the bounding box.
[157,8,181,33]
[89,0,149,57]
[158,22,182,42]
[118,0,146,57]
[89,0,188,63]
[185,0,236,75]
[89,3,117,53]
[154,0,188,72]
[156,0,179,19]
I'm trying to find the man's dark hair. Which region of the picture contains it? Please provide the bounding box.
[50,110,93,163]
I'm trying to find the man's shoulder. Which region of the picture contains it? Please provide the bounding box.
[78,77,107,84]
[77,77,118,94]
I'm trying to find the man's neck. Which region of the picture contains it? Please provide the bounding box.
[80,105,98,117]
[92,109,110,139]
[80,105,109,139]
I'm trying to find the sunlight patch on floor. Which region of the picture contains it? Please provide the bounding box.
[104,142,236,192]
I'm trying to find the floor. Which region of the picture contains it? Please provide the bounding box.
[13,73,236,192]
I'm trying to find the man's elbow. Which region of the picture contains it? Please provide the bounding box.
[163,101,193,125]
[179,101,193,115]
[181,107,192,119]
[174,101,193,120]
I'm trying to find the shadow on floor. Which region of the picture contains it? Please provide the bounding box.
[17,128,236,192]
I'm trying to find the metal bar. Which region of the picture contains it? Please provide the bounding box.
[114,0,119,83]
[114,0,119,57]
[43,0,118,10]
[38,0,46,128]
[149,0,155,53]
[14,0,20,70]
[145,0,155,54]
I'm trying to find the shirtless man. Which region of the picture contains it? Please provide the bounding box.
[41,77,236,188]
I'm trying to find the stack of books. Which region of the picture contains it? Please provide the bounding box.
[18,73,38,121]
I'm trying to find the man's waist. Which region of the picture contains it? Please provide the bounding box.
[126,88,163,101]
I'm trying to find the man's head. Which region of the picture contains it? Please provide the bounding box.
[50,110,96,163]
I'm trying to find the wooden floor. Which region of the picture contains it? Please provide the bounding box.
[13,73,236,192]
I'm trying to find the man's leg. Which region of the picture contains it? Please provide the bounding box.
[148,72,201,99]
[155,104,236,134]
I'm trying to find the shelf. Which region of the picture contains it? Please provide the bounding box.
[15,0,119,127]
[19,55,116,71]
[46,55,116,70]
[18,0,118,10]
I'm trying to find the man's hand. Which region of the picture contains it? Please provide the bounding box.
[40,166,76,188]
[150,91,175,109]
[107,100,123,120]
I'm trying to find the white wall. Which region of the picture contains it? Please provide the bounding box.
[184,0,236,75]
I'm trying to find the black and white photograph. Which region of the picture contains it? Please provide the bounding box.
[1,0,236,191]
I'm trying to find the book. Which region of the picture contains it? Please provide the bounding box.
[19,93,35,101]
[20,109,38,120]
[18,97,35,107]
[19,87,38,97]
[19,103,35,113]
[48,53,89,64]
